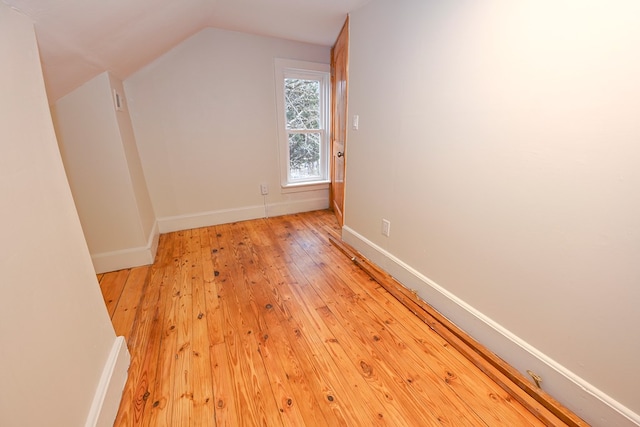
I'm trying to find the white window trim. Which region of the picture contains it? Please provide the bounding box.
[280,181,331,194]
[274,58,331,191]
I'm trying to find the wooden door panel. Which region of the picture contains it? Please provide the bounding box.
[331,17,349,226]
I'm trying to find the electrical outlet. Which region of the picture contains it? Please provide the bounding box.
[260,183,269,195]
[382,219,391,237]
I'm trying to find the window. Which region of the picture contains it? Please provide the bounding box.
[275,59,331,189]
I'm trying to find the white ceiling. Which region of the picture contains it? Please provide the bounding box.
[3,0,370,101]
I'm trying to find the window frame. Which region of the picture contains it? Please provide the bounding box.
[274,59,331,190]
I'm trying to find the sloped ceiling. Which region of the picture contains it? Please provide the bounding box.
[3,0,370,101]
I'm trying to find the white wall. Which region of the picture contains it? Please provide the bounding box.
[125,28,331,232]
[109,73,157,242]
[0,5,128,426]
[346,1,640,426]
[53,72,158,273]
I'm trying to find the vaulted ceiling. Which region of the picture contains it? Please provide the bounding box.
[3,0,370,101]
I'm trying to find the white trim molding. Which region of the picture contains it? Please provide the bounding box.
[84,337,130,427]
[342,225,640,427]
[91,221,159,274]
[274,58,331,188]
[158,198,329,234]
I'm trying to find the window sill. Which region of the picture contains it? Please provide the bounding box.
[281,181,330,194]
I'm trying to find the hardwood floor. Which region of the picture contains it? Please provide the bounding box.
[99,210,568,426]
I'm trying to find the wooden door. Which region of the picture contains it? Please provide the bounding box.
[330,17,349,226]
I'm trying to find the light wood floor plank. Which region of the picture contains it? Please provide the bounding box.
[146,232,183,426]
[113,233,174,426]
[111,266,150,340]
[277,217,461,424]
[100,268,131,318]
[266,215,447,426]
[236,220,346,426]
[213,223,286,427]
[106,210,581,426]
[191,228,216,425]
[294,212,542,426]
[226,222,306,427]
[247,219,380,426]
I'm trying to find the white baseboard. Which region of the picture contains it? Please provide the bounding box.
[85,336,130,427]
[148,220,160,262]
[92,221,159,273]
[265,197,329,219]
[342,225,640,427]
[158,198,329,233]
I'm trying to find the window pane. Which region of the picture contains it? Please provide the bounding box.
[285,78,320,130]
[289,132,321,180]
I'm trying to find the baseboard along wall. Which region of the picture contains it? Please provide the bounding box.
[84,336,130,427]
[342,225,640,427]
[157,198,329,234]
[91,221,160,274]
[92,199,328,273]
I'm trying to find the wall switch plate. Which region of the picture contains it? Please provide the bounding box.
[352,114,359,130]
[260,183,269,195]
[382,219,391,237]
